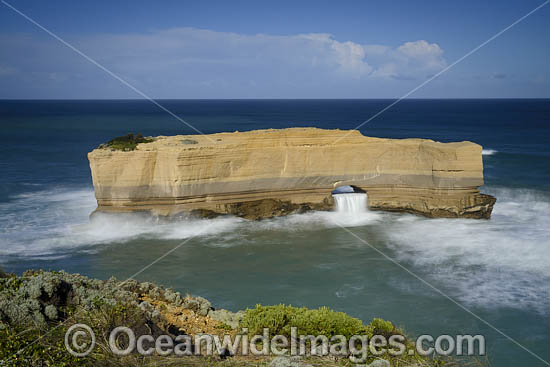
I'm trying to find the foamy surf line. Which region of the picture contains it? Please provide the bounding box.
[0,186,382,259]
[2,186,550,314]
[482,149,497,155]
[385,187,550,314]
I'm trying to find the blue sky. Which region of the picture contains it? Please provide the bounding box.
[0,0,548,98]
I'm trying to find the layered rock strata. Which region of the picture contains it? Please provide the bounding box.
[88,128,496,219]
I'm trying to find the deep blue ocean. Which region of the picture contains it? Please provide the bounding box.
[1,99,549,366]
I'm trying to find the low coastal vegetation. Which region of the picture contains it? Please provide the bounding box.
[242,304,375,338]
[99,133,154,151]
[0,269,477,366]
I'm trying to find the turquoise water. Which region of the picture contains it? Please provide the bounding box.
[1,99,549,366]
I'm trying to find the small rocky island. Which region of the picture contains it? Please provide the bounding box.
[88,128,496,220]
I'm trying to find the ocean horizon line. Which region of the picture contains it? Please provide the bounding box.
[1,97,549,102]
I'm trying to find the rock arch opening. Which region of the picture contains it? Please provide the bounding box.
[331,185,365,195]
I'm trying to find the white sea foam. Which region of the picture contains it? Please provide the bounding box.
[0,186,381,258]
[333,193,368,213]
[384,187,550,313]
[2,185,549,314]
[482,149,497,156]
[0,187,244,258]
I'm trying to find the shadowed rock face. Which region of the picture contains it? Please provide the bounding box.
[88,128,496,219]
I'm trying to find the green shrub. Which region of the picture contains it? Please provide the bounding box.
[0,300,149,367]
[241,304,371,338]
[0,273,22,292]
[0,326,90,366]
[370,317,394,335]
[101,133,154,151]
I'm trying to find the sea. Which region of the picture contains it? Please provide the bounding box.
[0,99,549,366]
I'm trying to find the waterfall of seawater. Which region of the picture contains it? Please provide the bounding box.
[333,193,368,213]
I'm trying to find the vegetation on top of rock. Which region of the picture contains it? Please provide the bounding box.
[241,304,373,338]
[0,326,89,366]
[0,270,217,366]
[0,271,475,367]
[370,317,395,337]
[99,133,154,151]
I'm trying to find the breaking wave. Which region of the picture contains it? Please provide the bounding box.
[1,185,549,314]
[482,149,498,155]
[384,187,550,314]
[0,188,239,259]
[0,186,382,259]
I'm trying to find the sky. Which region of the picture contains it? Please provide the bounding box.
[0,0,549,99]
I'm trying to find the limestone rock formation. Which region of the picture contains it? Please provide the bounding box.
[88,128,496,219]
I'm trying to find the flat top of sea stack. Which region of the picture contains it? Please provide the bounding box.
[95,127,477,153]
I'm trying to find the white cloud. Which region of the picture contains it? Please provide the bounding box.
[0,28,447,98]
[398,40,444,59]
[298,33,372,77]
[398,40,446,69]
[83,29,445,79]
[367,40,446,79]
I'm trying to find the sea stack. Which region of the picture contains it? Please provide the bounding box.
[88,128,496,219]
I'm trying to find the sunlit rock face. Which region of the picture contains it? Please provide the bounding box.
[88,128,495,220]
